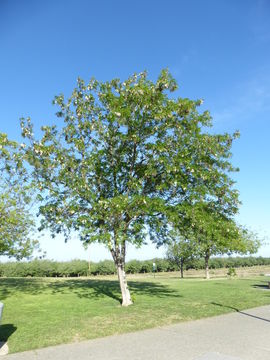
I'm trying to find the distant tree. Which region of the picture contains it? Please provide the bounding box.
[166,230,198,278]
[0,133,39,259]
[183,202,260,279]
[20,70,241,305]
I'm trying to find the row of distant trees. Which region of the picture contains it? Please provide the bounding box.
[166,232,260,279]
[1,257,269,278]
[0,70,261,305]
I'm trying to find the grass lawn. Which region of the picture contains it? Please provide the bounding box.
[0,274,270,353]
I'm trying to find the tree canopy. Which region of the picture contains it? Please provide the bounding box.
[180,202,260,278]
[0,133,39,260]
[20,69,252,303]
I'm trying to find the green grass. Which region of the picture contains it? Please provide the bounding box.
[0,275,270,353]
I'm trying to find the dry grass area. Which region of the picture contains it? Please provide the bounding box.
[185,265,270,278]
[123,265,270,281]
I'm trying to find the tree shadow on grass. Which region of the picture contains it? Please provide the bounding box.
[252,280,270,291]
[51,279,123,303]
[0,278,48,300]
[49,279,182,303]
[0,324,17,342]
[253,284,270,290]
[0,278,181,304]
[130,281,181,298]
[211,302,270,323]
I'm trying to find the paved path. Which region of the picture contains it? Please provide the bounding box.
[2,305,270,360]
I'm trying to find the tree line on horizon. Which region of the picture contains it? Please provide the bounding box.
[0,70,261,305]
[0,256,269,278]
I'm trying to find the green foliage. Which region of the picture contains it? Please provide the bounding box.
[19,70,261,295]
[91,260,116,275]
[166,231,198,275]
[20,69,230,269]
[1,256,269,277]
[227,267,237,277]
[174,202,260,278]
[0,133,39,259]
[56,260,89,277]
[154,258,171,272]
[139,260,153,273]
[125,260,142,274]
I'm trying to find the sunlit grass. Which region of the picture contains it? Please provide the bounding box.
[0,275,270,353]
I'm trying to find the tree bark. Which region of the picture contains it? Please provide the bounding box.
[117,263,133,306]
[205,251,210,279]
[180,258,184,279]
[110,241,133,307]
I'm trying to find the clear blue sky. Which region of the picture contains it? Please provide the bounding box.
[0,0,269,261]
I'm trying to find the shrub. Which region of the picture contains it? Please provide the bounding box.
[92,260,116,275]
[126,260,142,274]
[227,267,237,277]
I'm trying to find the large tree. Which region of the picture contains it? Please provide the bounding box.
[0,133,39,259]
[21,70,239,305]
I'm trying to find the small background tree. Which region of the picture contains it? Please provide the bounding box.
[183,202,260,279]
[166,230,198,278]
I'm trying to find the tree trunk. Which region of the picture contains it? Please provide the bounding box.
[205,252,210,280]
[117,263,133,306]
[110,238,133,307]
[180,258,184,279]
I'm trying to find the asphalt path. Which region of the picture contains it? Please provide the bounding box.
[1,305,270,360]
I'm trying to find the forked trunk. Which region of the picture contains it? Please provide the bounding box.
[117,264,133,306]
[205,252,210,280]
